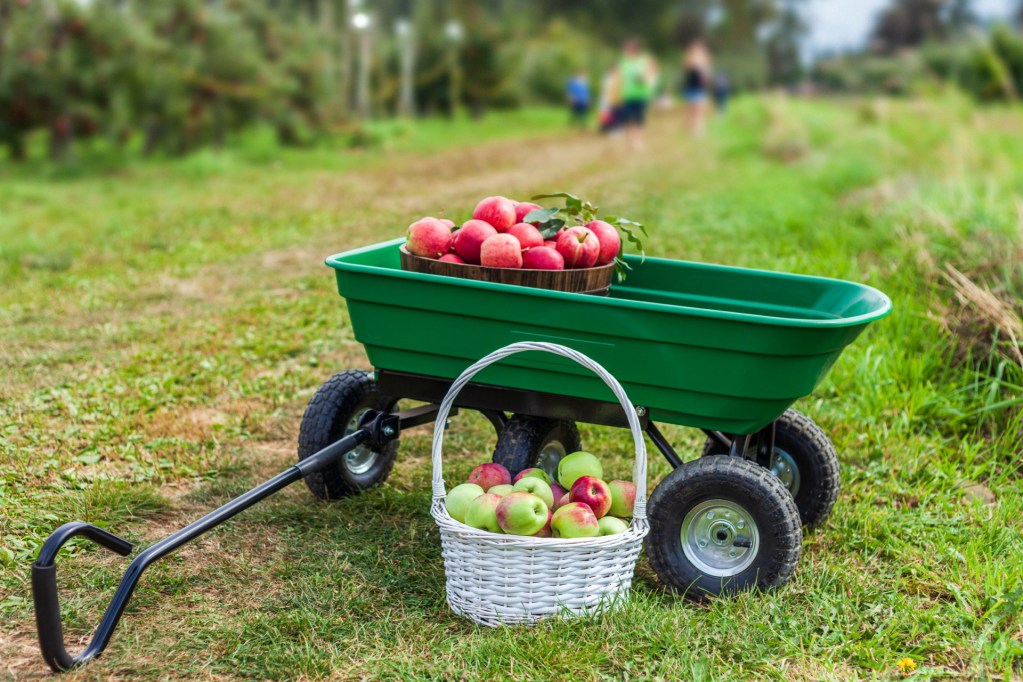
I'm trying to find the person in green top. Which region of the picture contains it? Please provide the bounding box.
[615,38,659,150]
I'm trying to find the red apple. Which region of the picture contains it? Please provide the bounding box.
[522,246,564,271]
[438,253,465,264]
[453,219,497,264]
[554,492,571,511]
[406,217,452,259]
[586,220,622,266]
[480,234,523,268]
[439,218,456,229]
[468,462,511,492]
[514,201,544,225]
[544,240,557,249]
[507,223,544,250]
[472,196,517,232]
[570,475,612,518]
[555,226,600,268]
[536,508,554,537]
[549,482,566,506]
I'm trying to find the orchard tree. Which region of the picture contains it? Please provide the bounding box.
[870,0,958,54]
[764,0,808,85]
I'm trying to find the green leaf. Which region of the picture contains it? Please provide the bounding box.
[531,191,580,203]
[538,219,565,239]
[621,226,646,259]
[613,255,633,282]
[523,207,559,224]
[617,217,649,237]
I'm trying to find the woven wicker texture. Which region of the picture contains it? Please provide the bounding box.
[430,341,649,626]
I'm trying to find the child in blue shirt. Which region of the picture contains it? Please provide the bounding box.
[566,69,590,127]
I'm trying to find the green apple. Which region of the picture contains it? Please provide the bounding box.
[489,484,514,497]
[496,492,549,536]
[556,451,603,490]
[550,502,599,538]
[512,477,554,508]
[608,480,637,518]
[512,467,551,485]
[597,516,629,536]
[464,493,503,533]
[445,482,485,523]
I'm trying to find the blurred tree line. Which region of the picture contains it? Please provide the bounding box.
[812,0,1023,101]
[0,0,805,162]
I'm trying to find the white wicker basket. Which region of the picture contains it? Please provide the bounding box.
[430,341,649,626]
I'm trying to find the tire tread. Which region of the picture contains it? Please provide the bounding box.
[645,455,802,600]
[297,370,397,500]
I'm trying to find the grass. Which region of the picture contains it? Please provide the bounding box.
[2,96,1023,680]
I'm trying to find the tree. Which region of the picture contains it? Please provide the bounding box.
[764,1,808,85]
[875,0,953,54]
[945,0,978,33]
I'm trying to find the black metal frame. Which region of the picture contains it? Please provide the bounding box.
[32,370,776,673]
[376,370,768,467]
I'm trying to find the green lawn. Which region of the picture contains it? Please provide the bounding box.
[2,97,1022,680]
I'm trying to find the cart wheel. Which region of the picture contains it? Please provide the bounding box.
[645,455,802,600]
[701,408,840,529]
[298,370,399,500]
[492,415,581,480]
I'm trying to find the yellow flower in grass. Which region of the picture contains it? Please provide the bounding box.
[896,657,917,674]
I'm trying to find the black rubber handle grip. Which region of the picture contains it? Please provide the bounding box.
[32,522,134,672]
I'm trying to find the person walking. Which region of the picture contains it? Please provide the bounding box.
[713,71,731,113]
[617,38,658,150]
[566,68,591,128]
[681,40,712,136]
[597,65,624,134]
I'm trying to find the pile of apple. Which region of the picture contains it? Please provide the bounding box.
[405,195,621,271]
[444,452,636,538]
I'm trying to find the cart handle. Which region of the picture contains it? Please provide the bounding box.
[32,522,135,672]
[430,341,647,521]
[31,423,380,672]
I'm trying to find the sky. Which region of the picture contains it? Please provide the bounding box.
[807,0,1017,55]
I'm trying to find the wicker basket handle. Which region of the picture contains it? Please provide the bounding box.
[430,341,648,522]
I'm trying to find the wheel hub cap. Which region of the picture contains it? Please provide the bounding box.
[769,448,800,496]
[681,499,760,577]
[343,408,378,475]
[537,441,566,481]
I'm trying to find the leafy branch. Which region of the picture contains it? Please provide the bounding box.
[528,192,648,280]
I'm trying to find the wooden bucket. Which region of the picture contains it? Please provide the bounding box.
[399,246,615,295]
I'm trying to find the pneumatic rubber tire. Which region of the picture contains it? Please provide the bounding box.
[645,455,802,601]
[492,415,581,480]
[298,370,399,500]
[702,409,840,529]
